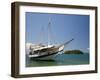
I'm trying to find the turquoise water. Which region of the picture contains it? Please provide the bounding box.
[26,53,89,67]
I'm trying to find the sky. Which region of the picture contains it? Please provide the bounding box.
[25,12,89,53]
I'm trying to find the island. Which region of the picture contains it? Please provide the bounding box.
[64,50,84,54]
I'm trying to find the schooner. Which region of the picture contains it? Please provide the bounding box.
[26,19,74,60]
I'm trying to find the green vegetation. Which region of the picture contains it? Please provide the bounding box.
[64,50,84,54]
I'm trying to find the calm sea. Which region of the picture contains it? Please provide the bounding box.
[26,53,89,67]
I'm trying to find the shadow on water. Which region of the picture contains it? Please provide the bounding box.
[26,55,60,67]
[30,58,56,62]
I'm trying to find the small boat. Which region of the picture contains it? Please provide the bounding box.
[26,19,74,60]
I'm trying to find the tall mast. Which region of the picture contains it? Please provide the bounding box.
[47,18,51,47]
